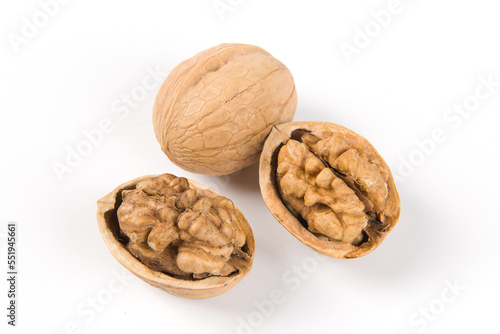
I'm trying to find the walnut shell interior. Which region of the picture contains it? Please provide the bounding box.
[259,121,400,259]
[97,174,255,299]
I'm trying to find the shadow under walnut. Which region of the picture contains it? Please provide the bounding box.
[97,174,255,299]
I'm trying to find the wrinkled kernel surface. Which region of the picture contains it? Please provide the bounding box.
[117,174,250,279]
[276,128,391,246]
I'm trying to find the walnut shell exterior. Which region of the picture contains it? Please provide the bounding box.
[259,122,401,259]
[97,175,255,299]
[153,43,297,175]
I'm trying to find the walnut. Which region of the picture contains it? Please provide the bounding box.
[259,122,400,259]
[153,43,297,175]
[97,174,254,299]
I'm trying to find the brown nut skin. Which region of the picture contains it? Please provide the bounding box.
[97,175,255,299]
[259,122,401,259]
[153,43,297,175]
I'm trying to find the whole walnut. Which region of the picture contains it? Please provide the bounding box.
[153,43,297,175]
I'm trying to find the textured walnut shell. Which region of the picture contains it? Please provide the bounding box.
[97,175,255,299]
[153,43,297,175]
[259,122,400,259]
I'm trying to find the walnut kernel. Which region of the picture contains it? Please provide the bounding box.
[97,174,254,299]
[260,122,400,259]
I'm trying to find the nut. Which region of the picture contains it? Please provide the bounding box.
[259,122,400,259]
[153,43,297,175]
[97,174,254,299]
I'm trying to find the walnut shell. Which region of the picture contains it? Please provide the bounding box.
[259,122,400,259]
[153,43,297,175]
[97,174,255,299]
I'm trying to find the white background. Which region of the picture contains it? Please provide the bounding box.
[1,0,499,333]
